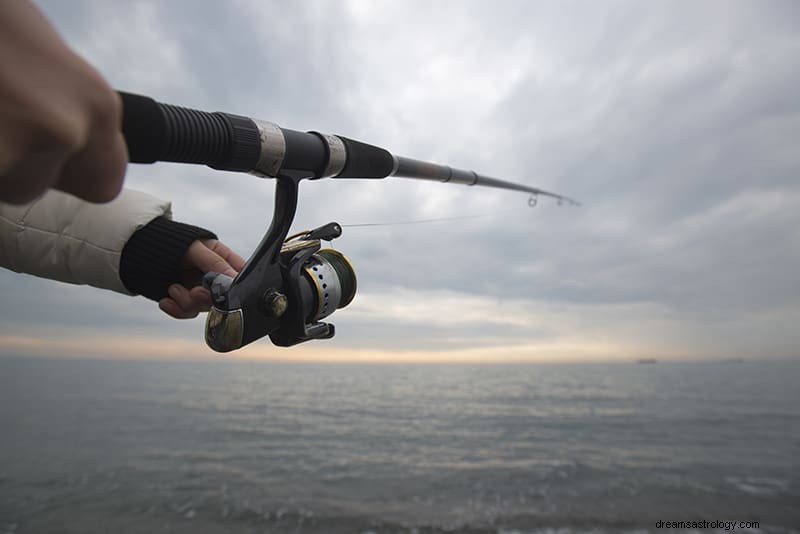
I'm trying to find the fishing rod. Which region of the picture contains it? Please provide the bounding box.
[118,91,579,352]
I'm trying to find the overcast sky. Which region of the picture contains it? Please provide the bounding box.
[1,0,798,362]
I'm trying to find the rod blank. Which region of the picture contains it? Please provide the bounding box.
[391,156,580,206]
[119,91,579,205]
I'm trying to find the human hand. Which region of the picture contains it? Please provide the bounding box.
[0,0,127,204]
[158,239,246,319]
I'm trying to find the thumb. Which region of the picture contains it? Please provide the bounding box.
[186,240,238,278]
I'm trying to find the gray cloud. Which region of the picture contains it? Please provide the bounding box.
[2,0,798,360]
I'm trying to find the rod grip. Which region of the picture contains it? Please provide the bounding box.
[118,91,260,171]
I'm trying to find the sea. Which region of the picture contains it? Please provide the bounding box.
[0,357,798,534]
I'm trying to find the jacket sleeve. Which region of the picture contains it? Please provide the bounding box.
[0,189,171,295]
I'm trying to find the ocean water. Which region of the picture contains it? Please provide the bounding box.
[0,358,798,534]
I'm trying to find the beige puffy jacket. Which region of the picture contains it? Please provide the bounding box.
[0,189,170,294]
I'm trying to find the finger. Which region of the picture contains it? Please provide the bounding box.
[58,128,127,203]
[0,147,66,204]
[188,286,213,311]
[57,90,127,203]
[170,284,212,315]
[167,283,196,312]
[208,240,246,272]
[186,241,237,277]
[159,286,212,319]
[189,285,211,300]
[158,298,199,319]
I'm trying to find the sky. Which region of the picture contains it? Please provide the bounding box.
[1,0,798,362]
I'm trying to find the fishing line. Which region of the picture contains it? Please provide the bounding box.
[339,201,537,229]
[340,213,493,228]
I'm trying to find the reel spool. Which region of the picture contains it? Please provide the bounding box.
[281,230,357,324]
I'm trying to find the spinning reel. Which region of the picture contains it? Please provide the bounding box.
[202,191,358,352]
